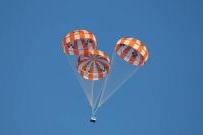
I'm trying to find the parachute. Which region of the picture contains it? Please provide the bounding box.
[62,29,149,123]
[97,37,149,107]
[115,37,148,66]
[63,29,97,55]
[77,50,111,80]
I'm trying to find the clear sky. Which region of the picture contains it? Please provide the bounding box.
[0,0,203,135]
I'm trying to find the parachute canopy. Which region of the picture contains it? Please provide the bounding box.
[115,37,149,66]
[77,50,111,80]
[63,29,97,55]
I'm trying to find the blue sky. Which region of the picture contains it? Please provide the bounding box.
[0,0,203,135]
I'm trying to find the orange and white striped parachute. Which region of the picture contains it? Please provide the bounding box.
[97,37,149,107]
[62,29,97,55]
[62,31,149,122]
[115,37,149,66]
[77,50,111,80]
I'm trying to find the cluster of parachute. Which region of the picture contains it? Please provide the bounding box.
[62,29,149,123]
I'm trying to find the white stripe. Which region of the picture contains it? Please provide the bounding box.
[65,37,70,43]
[124,40,130,45]
[117,45,128,56]
[136,40,141,45]
[123,48,131,62]
[84,33,90,39]
[97,63,107,78]
[85,61,93,78]
[93,62,99,79]
[98,51,103,57]
[133,53,141,65]
[74,31,80,39]
[96,61,104,71]
[116,39,122,44]
[140,49,146,57]
[145,55,148,61]
[126,37,134,40]
[142,46,147,51]
[68,47,74,55]
[132,43,139,50]
[77,39,83,50]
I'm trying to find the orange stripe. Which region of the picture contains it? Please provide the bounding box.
[139,55,144,65]
[115,44,121,52]
[128,39,136,48]
[89,33,94,42]
[137,45,143,54]
[95,50,99,55]
[69,32,75,42]
[128,50,137,64]
[142,49,148,61]
[79,31,85,39]
[119,38,126,45]
[138,45,148,62]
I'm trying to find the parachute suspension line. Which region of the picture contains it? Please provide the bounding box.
[91,80,95,114]
[89,50,116,114]
[92,78,107,114]
[98,50,141,107]
[67,57,93,108]
[92,89,101,114]
[93,82,106,114]
[92,83,102,110]
[94,51,117,112]
[99,67,140,106]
